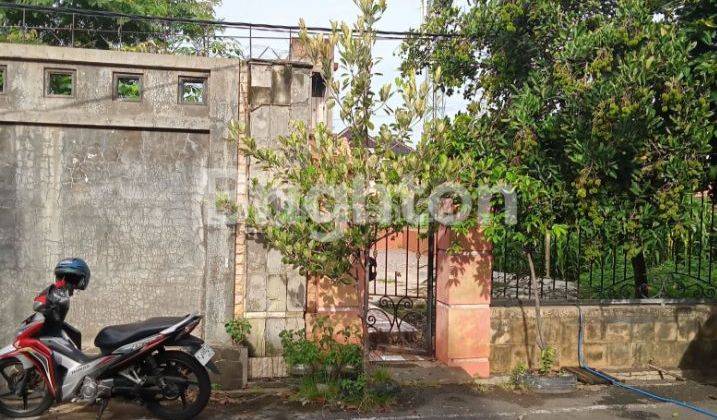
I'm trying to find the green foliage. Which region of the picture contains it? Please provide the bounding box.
[539,346,557,375]
[404,0,714,290]
[284,321,396,410]
[116,77,140,100]
[368,367,392,383]
[279,329,321,367]
[47,72,72,96]
[339,375,366,401]
[509,362,528,386]
[281,317,362,376]
[313,319,363,375]
[215,191,239,223]
[0,0,243,57]
[224,318,251,345]
[293,375,332,406]
[233,0,454,283]
[292,366,397,410]
[181,82,205,103]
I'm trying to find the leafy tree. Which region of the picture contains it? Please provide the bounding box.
[116,77,140,100]
[47,72,73,95]
[0,0,241,57]
[231,0,455,359]
[404,0,713,298]
[236,0,449,281]
[675,0,716,186]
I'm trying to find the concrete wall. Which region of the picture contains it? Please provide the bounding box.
[490,303,717,374]
[0,43,241,346]
[240,61,318,378]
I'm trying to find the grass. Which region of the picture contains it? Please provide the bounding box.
[291,367,398,411]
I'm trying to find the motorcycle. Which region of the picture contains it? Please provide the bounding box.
[0,280,217,419]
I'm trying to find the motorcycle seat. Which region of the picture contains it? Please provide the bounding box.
[94,316,185,354]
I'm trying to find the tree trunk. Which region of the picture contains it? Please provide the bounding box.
[526,251,546,351]
[362,249,371,373]
[544,232,551,279]
[632,251,649,298]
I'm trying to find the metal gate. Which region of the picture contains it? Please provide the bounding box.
[366,226,436,357]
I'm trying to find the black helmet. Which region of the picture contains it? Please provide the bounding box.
[54,258,91,290]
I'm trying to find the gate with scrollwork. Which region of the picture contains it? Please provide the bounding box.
[366,226,436,357]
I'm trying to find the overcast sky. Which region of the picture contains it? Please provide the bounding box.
[217,0,468,140]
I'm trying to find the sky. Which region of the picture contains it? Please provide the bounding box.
[216,0,468,140]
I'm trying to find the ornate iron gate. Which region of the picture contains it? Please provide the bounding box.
[366,226,436,356]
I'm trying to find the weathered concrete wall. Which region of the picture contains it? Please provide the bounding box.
[490,303,717,374]
[241,61,314,378]
[0,43,241,346]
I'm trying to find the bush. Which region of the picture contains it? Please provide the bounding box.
[279,329,321,367]
[224,318,251,345]
[281,321,397,410]
[509,362,528,386]
[539,346,557,375]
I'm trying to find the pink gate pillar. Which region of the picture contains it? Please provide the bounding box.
[435,226,492,378]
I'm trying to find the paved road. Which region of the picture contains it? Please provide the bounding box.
[35,381,717,419]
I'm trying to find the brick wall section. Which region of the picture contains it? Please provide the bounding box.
[241,61,314,378]
[490,303,717,373]
[234,62,249,318]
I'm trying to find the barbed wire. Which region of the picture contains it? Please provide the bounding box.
[0,1,458,41]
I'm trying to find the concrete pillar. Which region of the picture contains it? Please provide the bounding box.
[435,226,492,377]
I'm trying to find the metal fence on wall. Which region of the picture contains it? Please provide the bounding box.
[0,2,430,61]
[492,193,717,303]
[366,226,437,357]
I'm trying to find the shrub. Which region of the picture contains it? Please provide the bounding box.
[279,329,321,367]
[509,362,528,386]
[539,346,557,375]
[281,324,396,410]
[224,318,251,345]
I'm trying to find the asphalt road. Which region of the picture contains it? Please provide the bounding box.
[34,381,717,419]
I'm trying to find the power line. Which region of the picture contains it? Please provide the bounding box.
[0,1,459,40]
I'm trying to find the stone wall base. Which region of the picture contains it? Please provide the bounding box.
[210,346,249,390]
[248,356,288,379]
[490,303,717,374]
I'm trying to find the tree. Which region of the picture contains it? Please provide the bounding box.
[676,0,716,190]
[0,0,241,57]
[403,0,713,298]
[232,0,456,362]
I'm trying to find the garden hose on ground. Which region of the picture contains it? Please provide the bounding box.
[577,306,717,419]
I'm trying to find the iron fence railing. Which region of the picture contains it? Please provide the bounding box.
[365,226,437,356]
[492,193,717,303]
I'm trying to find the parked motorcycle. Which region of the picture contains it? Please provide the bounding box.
[0,258,217,419]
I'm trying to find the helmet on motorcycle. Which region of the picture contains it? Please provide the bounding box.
[54,258,91,290]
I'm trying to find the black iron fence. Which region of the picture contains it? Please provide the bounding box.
[366,226,436,356]
[492,193,717,303]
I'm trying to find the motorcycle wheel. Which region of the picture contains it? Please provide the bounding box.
[144,350,211,420]
[0,358,53,418]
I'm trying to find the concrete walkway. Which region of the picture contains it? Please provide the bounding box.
[37,380,717,419]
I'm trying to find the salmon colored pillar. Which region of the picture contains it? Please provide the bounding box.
[305,261,364,344]
[435,226,492,378]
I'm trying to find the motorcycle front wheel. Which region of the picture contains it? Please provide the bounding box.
[144,350,211,420]
[0,358,53,418]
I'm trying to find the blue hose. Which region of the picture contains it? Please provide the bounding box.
[577,306,717,419]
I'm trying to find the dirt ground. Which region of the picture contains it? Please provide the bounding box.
[35,380,717,419]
